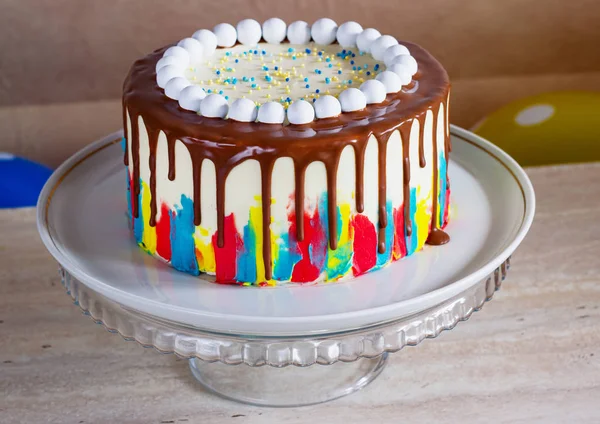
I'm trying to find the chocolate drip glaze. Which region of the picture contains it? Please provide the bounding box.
[418,114,426,168]
[426,100,450,246]
[376,132,392,254]
[123,41,451,278]
[122,97,129,167]
[260,158,275,279]
[147,126,159,227]
[398,122,413,237]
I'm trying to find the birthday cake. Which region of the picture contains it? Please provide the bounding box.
[122,18,451,285]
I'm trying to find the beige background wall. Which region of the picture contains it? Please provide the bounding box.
[1,0,600,167]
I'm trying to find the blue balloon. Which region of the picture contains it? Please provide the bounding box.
[0,153,53,208]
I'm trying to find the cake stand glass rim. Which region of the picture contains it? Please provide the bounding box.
[59,256,510,366]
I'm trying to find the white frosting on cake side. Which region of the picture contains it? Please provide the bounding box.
[126,100,446,282]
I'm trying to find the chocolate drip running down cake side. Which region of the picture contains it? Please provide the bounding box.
[122,18,451,285]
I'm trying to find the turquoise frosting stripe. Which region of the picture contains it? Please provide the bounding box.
[170,195,199,275]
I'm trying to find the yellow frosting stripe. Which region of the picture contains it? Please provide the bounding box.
[193,229,216,273]
[140,181,157,254]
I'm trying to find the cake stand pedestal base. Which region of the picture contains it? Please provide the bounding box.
[189,354,388,407]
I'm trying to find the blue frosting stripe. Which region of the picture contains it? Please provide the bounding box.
[438,153,448,227]
[375,200,395,267]
[237,221,258,282]
[170,195,199,275]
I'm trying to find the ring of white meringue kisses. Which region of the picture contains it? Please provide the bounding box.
[155,18,419,125]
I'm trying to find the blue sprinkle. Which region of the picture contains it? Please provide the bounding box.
[262,50,266,55]
[348,79,352,84]
[305,84,310,88]
[316,89,320,93]
[305,48,311,54]
[243,51,248,55]
[251,77,255,81]
[252,83,257,88]
[287,97,291,102]
[318,51,323,56]
[274,66,279,70]
[219,90,224,94]
[328,63,333,68]
[292,55,296,60]
[363,64,368,69]
[342,49,347,54]
[352,66,356,70]
[312,98,316,102]
[374,64,380,70]
[225,95,229,100]
[262,65,269,71]
[300,97,304,100]
[207,89,212,93]
[366,71,371,76]
[337,70,342,74]
[285,77,290,82]
[325,77,331,84]
[359,51,365,56]
[225,52,231,56]
[351,53,356,57]
[216,70,221,75]
[350,60,355,65]
[326,57,331,62]
[254,50,258,54]
[235,59,239,63]
[304,77,309,82]
[288,47,294,53]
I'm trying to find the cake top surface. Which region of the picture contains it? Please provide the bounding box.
[145,18,435,125]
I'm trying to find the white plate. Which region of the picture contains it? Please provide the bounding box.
[37,126,535,336]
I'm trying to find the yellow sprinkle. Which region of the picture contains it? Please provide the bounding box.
[332,76,338,82]
[242,95,246,98]
[301,63,305,68]
[208,79,213,84]
[249,89,253,94]
[272,59,277,64]
[359,77,365,82]
[224,81,229,85]
[317,58,322,62]
[207,61,212,66]
[344,85,348,89]
[358,69,363,74]
[266,93,271,98]
[199,80,204,84]
[233,85,237,90]
[257,86,262,90]
[326,90,330,95]
[337,84,342,88]
[344,56,349,61]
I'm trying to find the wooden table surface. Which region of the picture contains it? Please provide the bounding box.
[1,163,600,424]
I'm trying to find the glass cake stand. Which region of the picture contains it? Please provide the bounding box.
[37,126,535,407]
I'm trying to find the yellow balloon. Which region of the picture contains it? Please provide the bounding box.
[472,91,600,166]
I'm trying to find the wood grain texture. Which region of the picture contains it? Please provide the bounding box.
[1,163,600,423]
